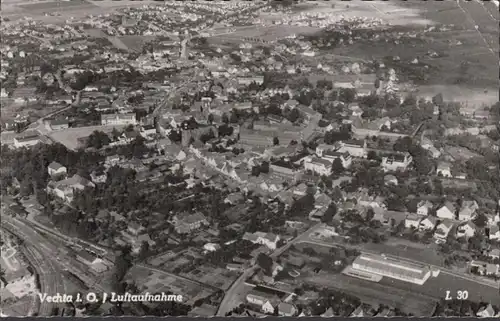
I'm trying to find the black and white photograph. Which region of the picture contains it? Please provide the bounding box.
[0,0,499,318]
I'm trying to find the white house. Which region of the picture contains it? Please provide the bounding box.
[13,133,41,148]
[458,200,479,221]
[436,202,456,220]
[405,214,421,229]
[304,157,332,176]
[243,232,280,250]
[338,139,367,158]
[476,304,495,318]
[47,161,67,178]
[436,161,452,177]
[246,289,280,314]
[381,152,413,172]
[417,200,433,216]
[456,221,477,239]
[419,216,437,231]
[321,151,352,169]
[434,222,454,242]
[101,113,137,126]
[489,225,500,241]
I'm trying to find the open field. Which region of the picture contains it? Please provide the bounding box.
[304,273,437,316]
[47,125,126,150]
[414,85,499,108]
[381,272,500,303]
[300,0,498,89]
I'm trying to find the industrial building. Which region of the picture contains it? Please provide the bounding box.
[351,253,433,285]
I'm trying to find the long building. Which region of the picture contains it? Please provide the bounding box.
[351,253,432,285]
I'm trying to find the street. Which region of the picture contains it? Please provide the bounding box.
[215,222,322,316]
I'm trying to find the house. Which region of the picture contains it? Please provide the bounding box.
[304,157,332,176]
[101,113,137,126]
[246,288,281,314]
[47,174,95,203]
[13,133,41,148]
[128,222,145,236]
[49,118,69,131]
[321,307,335,317]
[278,302,297,316]
[315,193,332,209]
[90,170,107,184]
[47,161,67,178]
[172,212,209,234]
[350,305,367,317]
[243,232,280,250]
[203,243,220,253]
[224,193,244,205]
[436,162,452,177]
[436,202,456,220]
[458,200,479,221]
[405,214,421,229]
[384,174,398,186]
[76,250,99,266]
[489,225,500,241]
[419,216,437,231]
[476,304,495,318]
[456,221,477,239]
[417,200,433,216]
[488,248,500,260]
[381,152,412,172]
[434,222,454,242]
[321,151,352,169]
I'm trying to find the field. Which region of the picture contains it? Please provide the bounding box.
[380,272,500,303]
[304,273,437,316]
[47,125,126,150]
[127,265,215,305]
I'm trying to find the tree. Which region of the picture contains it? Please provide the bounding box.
[321,203,337,223]
[138,241,150,261]
[273,137,280,146]
[331,158,344,175]
[256,253,273,276]
[222,113,229,124]
[207,113,214,124]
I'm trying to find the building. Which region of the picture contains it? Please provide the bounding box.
[278,303,297,316]
[238,76,264,86]
[48,118,69,131]
[381,152,413,172]
[13,133,41,148]
[405,214,421,229]
[269,163,302,183]
[419,216,437,231]
[437,202,456,220]
[321,151,352,169]
[338,139,368,158]
[172,213,209,234]
[490,225,500,241]
[101,113,137,126]
[246,288,281,314]
[304,157,332,176]
[417,200,433,216]
[434,222,454,242]
[47,174,95,203]
[456,221,477,239]
[351,253,432,285]
[476,304,496,318]
[436,162,452,177]
[242,232,280,250]
[458,200,479,221]
[76,250,99,266]
[47,161,67,178]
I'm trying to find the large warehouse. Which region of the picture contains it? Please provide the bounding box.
[351,253,432,285]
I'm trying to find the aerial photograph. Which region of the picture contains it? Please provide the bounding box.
[0,0,499,318]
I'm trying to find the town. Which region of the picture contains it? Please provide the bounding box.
[1,0,499,318]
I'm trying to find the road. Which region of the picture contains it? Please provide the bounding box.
[215,222,322,316]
